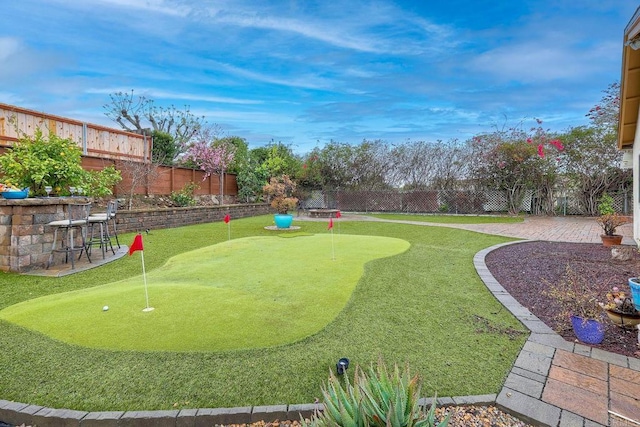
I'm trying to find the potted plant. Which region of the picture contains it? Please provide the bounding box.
[599,286,640,329]
[627,277,640,312]
[262,175,298,229]
[595,193,629,247]
[544,265,605,344]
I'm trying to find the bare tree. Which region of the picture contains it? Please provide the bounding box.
[104,90,206,155]
[390,139,471,190]
[115,159,164,210]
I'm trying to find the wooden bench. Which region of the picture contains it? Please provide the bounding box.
[308,209,339,218]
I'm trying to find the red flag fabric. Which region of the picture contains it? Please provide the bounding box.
[336,211,341,219]
[328,218,333,230]
[129,233,143,255]
[224,214,231,224]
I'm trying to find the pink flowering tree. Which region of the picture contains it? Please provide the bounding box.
[184,139,236,202]
[471,119,564,215]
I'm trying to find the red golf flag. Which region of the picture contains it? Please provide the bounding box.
[224,214,231,224]
[129,233,143,255]
[328,218,333,230]
[336,211,341,219]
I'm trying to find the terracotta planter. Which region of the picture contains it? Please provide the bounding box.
[604,308,640,329]
[600,234,623,247]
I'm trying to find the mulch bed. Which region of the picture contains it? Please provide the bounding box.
[485,240,640,358]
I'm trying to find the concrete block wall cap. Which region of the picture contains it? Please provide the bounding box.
[287,403,323,420]
[250,405,288,423]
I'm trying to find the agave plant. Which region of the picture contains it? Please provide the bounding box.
[306,360,449,427]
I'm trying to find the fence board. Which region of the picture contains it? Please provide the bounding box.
[0,102,149,161]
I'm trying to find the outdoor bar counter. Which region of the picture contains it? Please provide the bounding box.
[0,196,91,273]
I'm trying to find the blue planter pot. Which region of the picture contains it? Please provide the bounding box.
[629,278,640,311]
[570,315,605,345]
[274,214,293,229]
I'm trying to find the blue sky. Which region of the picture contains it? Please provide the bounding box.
[0,1,638,153]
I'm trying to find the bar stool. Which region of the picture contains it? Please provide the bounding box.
[47,203,92,269]
[87,200,120,249]
[87,201,116,259]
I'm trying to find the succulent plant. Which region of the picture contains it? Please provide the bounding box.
[306,360,449,427]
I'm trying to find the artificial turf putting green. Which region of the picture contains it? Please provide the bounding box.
[0,234,409,352]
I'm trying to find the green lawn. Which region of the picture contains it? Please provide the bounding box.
[365,213,524,224]
[1,235,409,351]
[0,215,527,411]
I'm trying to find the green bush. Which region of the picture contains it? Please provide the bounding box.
[80,165,122,197]
[307,360,449,427]
[0,129,121,196]
[170,181,199,206]
[597,192,615,215]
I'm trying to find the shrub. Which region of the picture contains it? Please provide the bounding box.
[263,174,298,214]
[170,182,199,206]
[0,129,121,196]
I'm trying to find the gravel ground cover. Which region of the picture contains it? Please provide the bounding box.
[485,240,640,358]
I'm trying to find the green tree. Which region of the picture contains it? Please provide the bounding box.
[218,136,249,174]
[151,130,177,165]
[236,147,271,203]
[470,120,563,215]
[259,142,302,179]
[559,126,629,215]
[313,141,356,190]
[351,139,392,190]
[557,82,628,215]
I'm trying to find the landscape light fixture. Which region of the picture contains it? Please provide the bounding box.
[336,358,349,375]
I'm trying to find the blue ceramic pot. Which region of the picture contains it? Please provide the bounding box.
[570,315,605,345]
[629,278,640,311]
[1,187,29,199]
[274,214,293,229]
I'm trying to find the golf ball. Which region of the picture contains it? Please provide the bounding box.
[103,305,109,311]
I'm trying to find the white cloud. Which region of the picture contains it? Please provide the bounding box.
[64,0,191,17]
[216,62,337,91]
[86,87,263,105]
[199,1,455,56]
[0,37,21,61]
[469,31,617,84]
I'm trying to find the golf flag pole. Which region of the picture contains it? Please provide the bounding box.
[335,210,341,234]
[224,213,231,241]
[129,233,153,312]
[328,217,335,260]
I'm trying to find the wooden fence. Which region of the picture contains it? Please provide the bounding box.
[0,102,150,161]
[0,103,238,197]
[82,156,237,197]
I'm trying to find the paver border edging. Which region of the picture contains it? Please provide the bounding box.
[0,395,504,427]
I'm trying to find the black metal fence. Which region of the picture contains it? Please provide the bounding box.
[301,189,633,216]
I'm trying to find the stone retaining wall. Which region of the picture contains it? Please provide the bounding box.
[0,200,271,273]
[114,203,271,234]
